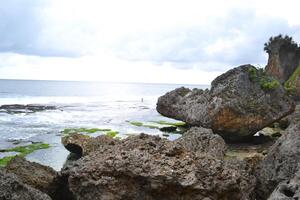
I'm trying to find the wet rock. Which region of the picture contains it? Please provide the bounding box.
[159,126,177,132]
[176,127,227,158]
[157,64,294,142]
[62,134,256,200]
[255,119,300,199]
[0,168,51,200]
[0,104,57,114]
[62,133,120,156]
[268,170,300,200]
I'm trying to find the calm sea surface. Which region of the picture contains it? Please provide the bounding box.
[0,79,208,170]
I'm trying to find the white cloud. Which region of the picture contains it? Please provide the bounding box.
[1,0,300,83]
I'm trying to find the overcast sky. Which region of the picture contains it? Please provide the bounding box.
[0,0,300,84]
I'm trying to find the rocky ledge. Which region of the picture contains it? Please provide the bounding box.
[0,104,57,114]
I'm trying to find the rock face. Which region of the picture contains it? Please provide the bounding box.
[62,133,119,156]
[0,169,51,200]
[176,127,227,158]
[255,111,300,199]
[5,156,60,199]
[157,64,294,141]
[264,35,300,83]
[268,170,300,200]
[62,132,256,200]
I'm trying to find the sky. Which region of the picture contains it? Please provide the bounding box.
[0,0,300,84]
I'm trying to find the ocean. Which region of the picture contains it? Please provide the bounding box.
[0,79,208,170]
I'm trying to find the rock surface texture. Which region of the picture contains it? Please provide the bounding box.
[5,156,60,199]
[268,170,300,200]
[255,107,300,199]
[0,169,51,200]
[61,130,256,200]
[157,64,294,141]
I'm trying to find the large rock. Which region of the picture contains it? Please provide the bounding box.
[62,133,119,156]
[62,133,255,200]
[176,127,227,158]
[0,169,51,200]
[268,169,300,200]
[264,35,300,83]
[255,114,300,199]
[5,156,74,200]
[157,64,294,141]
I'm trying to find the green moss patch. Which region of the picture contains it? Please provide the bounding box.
[105,131,119,138]
[0,143,50,167]
[284,65,300,94]
[150,120,186,127]
[62,128,111,136]
[247,67,280,90]
[126,121,160,129]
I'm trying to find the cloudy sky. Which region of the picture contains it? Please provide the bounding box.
[0,0,300,84]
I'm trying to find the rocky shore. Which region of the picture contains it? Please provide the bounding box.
[1,35,300,200]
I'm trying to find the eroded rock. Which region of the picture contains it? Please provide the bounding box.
[62,133,255,200]
[268,169,300,200]
[255,116,300,199]
[0,169,51,200]
[157,64,294,141]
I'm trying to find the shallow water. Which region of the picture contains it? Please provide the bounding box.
[0,80,208,170]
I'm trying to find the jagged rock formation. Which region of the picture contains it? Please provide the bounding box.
[264,35,300,100]
[157,64,294,141]
[0,169,51,200]
[255,105,300,199]
[5,156,58,198]
[62,133,120,156]
[264,35,300,83]
[61,131,256,200]
[268,169,300,200]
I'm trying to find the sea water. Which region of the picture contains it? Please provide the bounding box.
[0,79,208,170]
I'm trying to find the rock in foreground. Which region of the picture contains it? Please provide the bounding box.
[157,64,294,141]
[255,110,300,199]
[0,169,51,200]
[62,131,255,200]
[268,170,300,200]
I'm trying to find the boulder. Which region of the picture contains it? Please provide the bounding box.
[157,64,294,141]
[62,133,255,200]
[268,169,300,200]
[255,116,300,199]
[0,169,51,200]
[5,156,72,200]
[175,127,227,158]
[62,133,119,156]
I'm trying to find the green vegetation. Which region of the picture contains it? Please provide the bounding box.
[284,65,300,94]
[126,121,160,129]
[264,34,298,53]
[105,131,119,138]
[247,67,280,90]
[0,143,50,167]
[61,127,111,136]
[150,120,186,127]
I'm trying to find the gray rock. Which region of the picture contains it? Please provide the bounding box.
[255,118,300,199]
[175,127,227,158]
[0,169,51,200]
[268,170,300,200]
[62,133,255,200]
[157,64,294,141]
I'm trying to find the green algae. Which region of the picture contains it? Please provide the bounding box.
[105,131,119,138]
[62,128,112,136]
[126,121,159,129]
[0,143,50,167]
[150,120,186,127]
